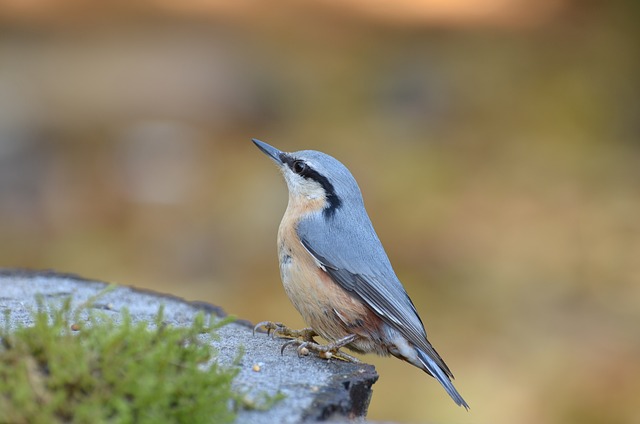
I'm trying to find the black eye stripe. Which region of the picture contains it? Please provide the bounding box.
[281,155,309,176]
[281,154,342,218]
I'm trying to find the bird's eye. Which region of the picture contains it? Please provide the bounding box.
[292,160,307,175]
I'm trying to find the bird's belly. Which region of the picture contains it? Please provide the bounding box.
[277,243,383,351]
[279,250,343,339]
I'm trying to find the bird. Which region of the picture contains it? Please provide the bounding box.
[251,138,468,409]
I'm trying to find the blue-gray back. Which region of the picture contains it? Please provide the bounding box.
[292,149,453,377]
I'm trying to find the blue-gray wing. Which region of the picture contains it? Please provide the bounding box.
[297,210,453,378]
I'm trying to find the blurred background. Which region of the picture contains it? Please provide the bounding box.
[1,0,639,423]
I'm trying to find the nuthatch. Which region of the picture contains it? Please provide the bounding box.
[252,139,468,409]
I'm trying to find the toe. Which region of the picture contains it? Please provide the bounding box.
[252,321,269,335]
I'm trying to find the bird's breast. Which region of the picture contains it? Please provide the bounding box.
[276,211,383,347]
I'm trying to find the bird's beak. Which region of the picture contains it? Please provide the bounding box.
[252,139,284,165]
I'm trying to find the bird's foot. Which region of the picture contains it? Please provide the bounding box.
[253,321,360,362]
[253,321,317,342]
[281,334,361,363]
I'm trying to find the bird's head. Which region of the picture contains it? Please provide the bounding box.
[252,139,363,218]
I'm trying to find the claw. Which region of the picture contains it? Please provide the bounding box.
[280,338,302,355]
[280,339,313,357]
[253,321,285,337]
[253,321,268,336]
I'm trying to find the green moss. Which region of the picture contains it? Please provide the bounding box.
[0,291,243,423]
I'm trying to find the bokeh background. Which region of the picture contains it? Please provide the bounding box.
[1,1,639,423]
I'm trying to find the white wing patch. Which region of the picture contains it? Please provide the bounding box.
[300,239,327,272]
[333,308,349,326]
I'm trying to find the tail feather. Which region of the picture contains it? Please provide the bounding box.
[417,349,469,410]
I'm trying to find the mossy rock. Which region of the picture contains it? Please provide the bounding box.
[0,270,378,424]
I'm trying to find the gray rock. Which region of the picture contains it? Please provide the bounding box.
[0,269,378,423]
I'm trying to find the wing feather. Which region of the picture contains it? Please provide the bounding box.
[297,212,453,378]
